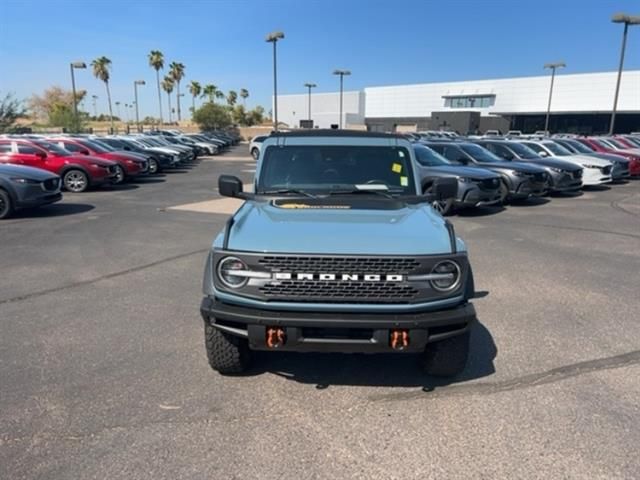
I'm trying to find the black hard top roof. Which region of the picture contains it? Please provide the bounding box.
[269,129,403,139]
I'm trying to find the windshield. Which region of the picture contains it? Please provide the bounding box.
[258,145,417,195]
[460,144,503,163]
[413,144,451,167]
[504,142,539,159]
[562,139,593,153]
[33,140,71,156]
[78,139,111,154]
[604,138,626,149]
[591,139,612,149]
[90,139,116,152]
[542,142,571,156]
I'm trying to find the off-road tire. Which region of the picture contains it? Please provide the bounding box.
[421,330,470,377]
[205,323,251,374]
[0,189,13,219]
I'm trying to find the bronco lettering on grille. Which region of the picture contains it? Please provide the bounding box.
[272,272,404,282]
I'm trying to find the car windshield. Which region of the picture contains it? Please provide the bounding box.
[90,139,116,152]
[504,142,539,159]
[604,138,626,148]
[413,144,451,167]
[460,143,503,162]
[258,145,417,195]
[33,141,71,156]
[78,139,111,154]
[562,139,594,153]
[591,139,611,149]
[541,142,571,156]
[142,137,164,146]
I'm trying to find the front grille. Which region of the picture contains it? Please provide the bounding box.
[260,281,419,302]
[531,172,547,183]
[573,170,583,179]
[258,256,421,274]
[601,165,612,174]
[476,178,500,190]
[42,178,60,191]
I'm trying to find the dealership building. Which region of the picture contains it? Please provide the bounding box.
[276,70,640,134]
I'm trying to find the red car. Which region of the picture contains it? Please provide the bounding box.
[50,137,148,184]
[0,139,118,192]
[576,137,640,176]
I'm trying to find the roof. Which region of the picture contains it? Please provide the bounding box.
[269,129,402,139]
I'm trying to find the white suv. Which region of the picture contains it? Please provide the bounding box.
[249,135,268,160]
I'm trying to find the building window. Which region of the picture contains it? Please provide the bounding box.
[443,95,495,108]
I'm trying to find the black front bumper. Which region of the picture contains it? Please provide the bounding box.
[200,297,476,353]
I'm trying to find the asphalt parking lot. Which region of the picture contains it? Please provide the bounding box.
[1,145,639,479]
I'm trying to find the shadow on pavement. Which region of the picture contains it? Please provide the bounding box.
[245,321,496,389]
[583,185,611,192]
[509,197,551,207]
[12,203,95,219]
[456,205,506,217]
[98,183,140,191]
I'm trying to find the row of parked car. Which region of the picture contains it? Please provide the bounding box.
[398,133,640,215]
[0,129,239,219]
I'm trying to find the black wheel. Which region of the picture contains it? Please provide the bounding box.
[498,179,510,204]
[63,169,89,193]
[112,165,125,184]
[148,158,159,174]
[251,148,259,160]
[421,330,470,377]
[0,189,13,219]
[205,323,251,374]
[425,185,454,216]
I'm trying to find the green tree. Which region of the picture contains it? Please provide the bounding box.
[148,50,165,124]
[91,56,115,132]
[227,90,238,107]
[239,88,249,106]
[215,90,225,102]
[188,81,201,117]
[201,84,216,103]
[161,76,175,123]
[169,61,185,120]
[192,102,232,130]
[0,93,26,133]
[28,87,87,131]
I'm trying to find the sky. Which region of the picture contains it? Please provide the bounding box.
[1,0,639,119]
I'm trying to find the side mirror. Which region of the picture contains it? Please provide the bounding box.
[80,149,90,155]
[36,151,47,160]
[219,175,243,198]
[538,150,548,157]
[431,177,458,200]
[457,157,469,164]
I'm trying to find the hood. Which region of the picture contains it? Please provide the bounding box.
[71,154,116,167]
[0,163,59,180]
[473,161,546,173]
[421,165,499,179]
[525,157,583,171]
[585,152,630,164]
[114,150,149,161]
[104,152,145,163]
[554,154,612,167]
[220,199,457,255]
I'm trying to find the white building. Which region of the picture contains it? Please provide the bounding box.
[278,70,640,134]
[275,91,365,129]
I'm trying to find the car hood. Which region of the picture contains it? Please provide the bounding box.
[522,157,583,171]
[584,152,630,164]
[0,163,59,180]
[471,161,546,173]
[113,150,149,161]
[71,154,116,167]
[419,165,499,179]
[217,199,460,255]
[553,154,612,167]
[103,152,145,163]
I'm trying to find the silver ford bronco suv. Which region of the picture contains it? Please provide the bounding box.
[200,130,477,376]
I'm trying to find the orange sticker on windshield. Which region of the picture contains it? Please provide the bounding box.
[392,163,402,173]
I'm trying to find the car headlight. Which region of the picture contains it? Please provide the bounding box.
[430,260,461,292]
[457,177,473,183]
[217,256,250,288]
[512,170,528,177]
[549,167,564,173]
[582,164,601,169]
[11,177,39,184]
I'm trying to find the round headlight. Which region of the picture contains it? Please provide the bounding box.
[430,260,461,292]
[217,256,248,288]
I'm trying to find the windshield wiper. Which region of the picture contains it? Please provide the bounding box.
[261,189,317,198]
[327,189,397,199]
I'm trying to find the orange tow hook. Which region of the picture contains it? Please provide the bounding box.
[390,329,409,350]
[266,327,286,348]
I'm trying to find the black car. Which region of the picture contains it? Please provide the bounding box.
[413,143,501,215]
[473,139,583,193]
[99,137,176,173]
[423,141,549,203]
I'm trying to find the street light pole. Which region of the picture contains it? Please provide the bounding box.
[333,70,351,129]
[543,62,565,134]
[91,95,98,117]
[304,83,317,123]
[69,61,86,132]
[266,31,285,131]
[610,13,640,135]
[134,80,145,132]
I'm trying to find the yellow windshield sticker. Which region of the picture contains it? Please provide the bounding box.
[400,176,408,186]
[392,163,402,173]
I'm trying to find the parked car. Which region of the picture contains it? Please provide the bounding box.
[201,130,475,376]
[0,164,62,219]
[138,135,195,161]
[423,141,548,203]
[515,140,614,185]
[249,135,268,160]
[50,137,147,184]
[99,137,176,173]
[575,137,640,177]
[413,143,501,215]
[0,139,117,192]
[473,140,583,193]
[551,138,631,181]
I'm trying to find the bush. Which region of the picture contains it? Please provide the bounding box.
[193,102,232,130]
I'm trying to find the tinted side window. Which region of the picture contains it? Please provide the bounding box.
[490,143,513,159]
[0,143,13,153]
[442,146,463,161]
[523,142,544,154]
[63,143,83,153]
[17,144,42,154]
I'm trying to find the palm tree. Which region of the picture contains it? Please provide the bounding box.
[202,84,217,103]
[215,90,225,102]
[240,88,249,106]
[161,76,175,123]
[169,62,185,121]
[91,56,115,131]
[148,50,164,124]
[227,90,238,106]
[188,81,201,117]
